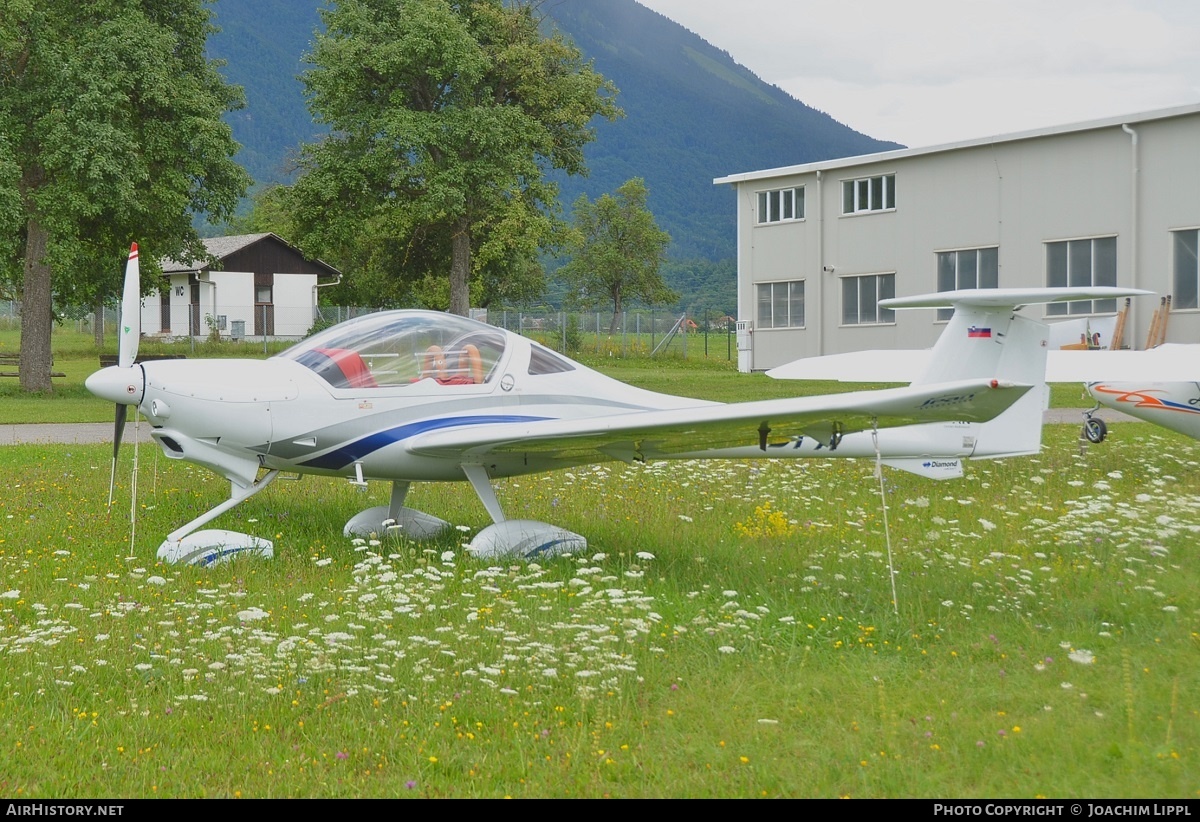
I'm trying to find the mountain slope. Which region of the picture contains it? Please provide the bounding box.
[206,0,901,262]
[542,0,900,259]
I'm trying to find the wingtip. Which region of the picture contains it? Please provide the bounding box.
[129,242,138,257]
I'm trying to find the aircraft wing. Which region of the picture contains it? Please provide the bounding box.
[767,349,925,382]
[768,345,1200,384]
[406,378,1029,463]
[1046,345,1200,382]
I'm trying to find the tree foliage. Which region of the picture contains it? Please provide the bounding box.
[0,0,250,390]
[558,177,675,332]
[289,0,619,314]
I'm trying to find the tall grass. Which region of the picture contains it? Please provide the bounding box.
[0,421,1194,797]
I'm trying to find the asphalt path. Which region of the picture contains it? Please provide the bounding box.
[0,422,155,445]
[0,409,1138,446]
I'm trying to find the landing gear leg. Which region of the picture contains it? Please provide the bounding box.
[460,463,586,559]
[157,470,281,565]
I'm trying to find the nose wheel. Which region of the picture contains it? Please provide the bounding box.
[1082,408,1108,444]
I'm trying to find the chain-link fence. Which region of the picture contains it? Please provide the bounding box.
[0,301,23,331]
[482,308,738,360]
[316,305,737,360]
[6,301,738,361]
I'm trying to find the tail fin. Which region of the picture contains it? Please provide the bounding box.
[882,287,1153,458]
[924,306,1050,458]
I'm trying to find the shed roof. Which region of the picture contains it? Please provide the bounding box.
[160,232,341,278]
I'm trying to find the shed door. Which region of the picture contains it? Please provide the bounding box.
[254,282,275,337]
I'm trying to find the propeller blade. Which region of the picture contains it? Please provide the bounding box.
[107,403,128,510]
[118,243,140,369]
[113,403,127,458]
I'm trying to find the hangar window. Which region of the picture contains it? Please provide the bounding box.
[842,174,895,215]
[1173,229,1199,310]
[936,247,999,320]
[841,273,895,325]
[756,281,805,329]
[1045,237,1117,315]
[756,187,805,224]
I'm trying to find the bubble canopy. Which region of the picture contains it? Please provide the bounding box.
[276,310,507,389]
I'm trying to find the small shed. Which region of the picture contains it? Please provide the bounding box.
[151,233,340,339]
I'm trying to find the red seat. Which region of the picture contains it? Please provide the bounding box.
[314,347,378,389]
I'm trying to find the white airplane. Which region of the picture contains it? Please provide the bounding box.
[85,246,1137,565]
[1083,371,1200,443]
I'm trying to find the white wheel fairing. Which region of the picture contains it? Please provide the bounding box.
[343,505,451,539]
[466,520,587,560]
[157,530,274,566]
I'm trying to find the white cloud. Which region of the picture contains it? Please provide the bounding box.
[636,0,1200,146]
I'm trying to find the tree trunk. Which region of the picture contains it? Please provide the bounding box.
[449,216,471,316]
[608,291,622,335]
[93,296,105,348]
[19,218,54,393]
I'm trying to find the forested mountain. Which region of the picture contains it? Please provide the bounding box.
[206,0,901,309]
[539,1,900,260]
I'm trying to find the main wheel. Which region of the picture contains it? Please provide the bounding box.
[1083,417,1108,444]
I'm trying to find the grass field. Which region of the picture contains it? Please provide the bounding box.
[0,328,1195,797]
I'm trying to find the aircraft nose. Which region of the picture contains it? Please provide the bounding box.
[85,365,144,406]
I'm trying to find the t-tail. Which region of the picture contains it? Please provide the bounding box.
[879,287,1152,468]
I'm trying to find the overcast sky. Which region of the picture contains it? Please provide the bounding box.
[635,0,1200,148]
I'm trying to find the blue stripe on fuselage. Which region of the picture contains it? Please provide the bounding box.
[299,414,552,470]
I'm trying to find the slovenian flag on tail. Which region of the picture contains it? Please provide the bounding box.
[967,326,991,338]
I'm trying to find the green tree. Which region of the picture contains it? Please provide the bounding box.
[226,184,296,238]
[0,0,250,391]
[559,177,675,333]
[291,0,619,315]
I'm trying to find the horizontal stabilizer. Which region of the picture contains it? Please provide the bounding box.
[770,288,1162,384]
[881,286,1154,310]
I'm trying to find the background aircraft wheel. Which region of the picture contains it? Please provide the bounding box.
[1083,417,1108,443]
